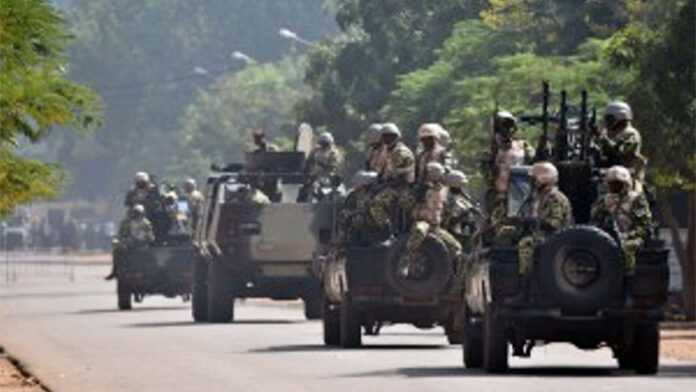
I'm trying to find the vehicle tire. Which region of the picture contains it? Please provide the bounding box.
[323,297,341,346]
[207,261,234,323]
[117,279,132,311]
[339,293,362,348]
[631,322,659,375]
[462,314,483,368]
[538,226,623,315]
[304,294,323,320]
[482,311,508,373]
[192,258,209,322]
[385,235,453,300]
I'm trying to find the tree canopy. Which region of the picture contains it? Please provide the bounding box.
[0,0,101,214]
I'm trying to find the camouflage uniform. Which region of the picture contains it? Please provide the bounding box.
[516,187,573,275]
[116,215,155,250]
[442,192,477,252]
[336,187,376,244]
[369,141,415,232]
[367,145,387,172]
[415,145,447,183]
[591,189,651,274]
[597,125,647,192]
[306,146,342,179]
[185,189,205,231]
[403,182,462,273]
[125,186,156,208]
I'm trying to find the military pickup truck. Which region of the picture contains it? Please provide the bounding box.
[114,197,194,310]
[320,191,463,348]
[462,163,669,374]
[192,152,341,323]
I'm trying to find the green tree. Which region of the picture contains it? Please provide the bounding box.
[297,0,489,148]
[606,0,696,319]
[40,0,335,200]
[175,58,307,178]
[0,0,101,214]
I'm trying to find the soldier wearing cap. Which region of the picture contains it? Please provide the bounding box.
[595,101,647,192]
[591,165,652,304]
[368,123,416,236]
[505,162,573,306]
[415,123,448,183]
[400,162,462,279]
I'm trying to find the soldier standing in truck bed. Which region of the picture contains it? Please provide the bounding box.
[415,123,448,183]
[591,165,652,304]
[595,102,647,193]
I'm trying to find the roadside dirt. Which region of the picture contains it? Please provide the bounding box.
[0,351,45,392]
[661,329,696,362]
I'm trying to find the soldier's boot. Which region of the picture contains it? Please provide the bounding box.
[104,265,116,281]
[504,275,530,307]
[623,275,635,308]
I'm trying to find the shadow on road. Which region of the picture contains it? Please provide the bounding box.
[0,291,111,300]
[341,364,696,379]
[75,306,189,315]
[249,344,448,354]
[125,319,302,328]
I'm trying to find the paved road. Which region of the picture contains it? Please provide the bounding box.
[0,263,694,392]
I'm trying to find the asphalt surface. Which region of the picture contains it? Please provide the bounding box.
[0,262,694,392]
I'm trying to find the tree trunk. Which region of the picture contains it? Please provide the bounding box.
[686,191,696,320]
[659,194,694,320]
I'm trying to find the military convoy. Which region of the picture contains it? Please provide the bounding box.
[109,83,670,375]
[191,151,341,323]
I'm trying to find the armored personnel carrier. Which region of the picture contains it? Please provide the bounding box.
[192,151,341,322]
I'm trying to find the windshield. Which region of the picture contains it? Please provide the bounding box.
[507,166,533,218]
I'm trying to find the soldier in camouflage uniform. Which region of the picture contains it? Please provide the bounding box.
[591,166,651,303]
[124,172,158,208]
[415,123,448,183]
[336,171,379,245]
[442,170,479,253]
[182,178,205,232]
[438,128,458,169]
[595,102,647,193]
[368,123,416,236]
[401,162,462,279]
[486,111,536,214]
[505,162,573,305]
[306,132,342,180]
[105,205,155,280]
[365,123,386,172]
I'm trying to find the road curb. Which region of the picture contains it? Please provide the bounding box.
[0,347,50,392]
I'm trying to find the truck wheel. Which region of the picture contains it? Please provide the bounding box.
[339,294,362,348]
[482,311,508,373]
[462,315,483,368]
[192,258,208,322]
[207,261,234,323]
[117,280,132,311]
[631,322,659,375]
[304,295,323,320]
[385,236,453,300]
[323,297,340,346]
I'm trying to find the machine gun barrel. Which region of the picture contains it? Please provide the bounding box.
[554,90,569,161]
[580,90,589,161]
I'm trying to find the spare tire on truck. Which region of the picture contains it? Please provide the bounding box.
[384,236,453,300]
[537,225,623,315]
